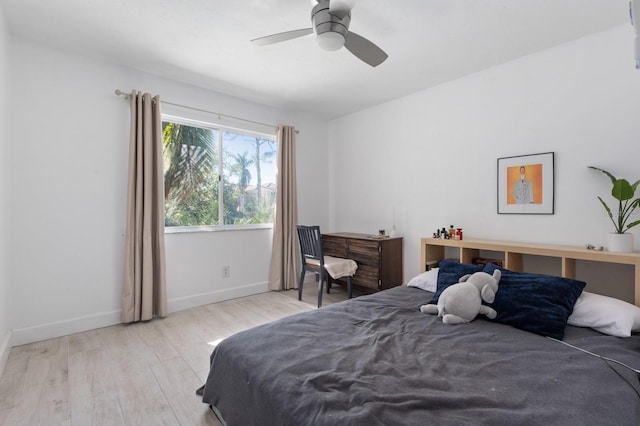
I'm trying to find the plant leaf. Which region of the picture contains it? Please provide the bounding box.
[612,179,634,201]
[597,196,621,233]
[588,166,617,184]
[589,167,639,232]
[597,196,613,218]
[625,219,640,232]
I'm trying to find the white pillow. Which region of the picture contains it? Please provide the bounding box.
[567,291,640,337]
[406,268,439,293]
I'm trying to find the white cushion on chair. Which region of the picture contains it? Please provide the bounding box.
[306,256,358,279]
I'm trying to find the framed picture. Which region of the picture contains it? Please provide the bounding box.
[497,152,554,214]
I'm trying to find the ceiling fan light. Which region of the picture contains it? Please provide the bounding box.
[316,31,345,51]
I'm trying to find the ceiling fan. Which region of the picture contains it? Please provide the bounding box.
[251,0,388,67]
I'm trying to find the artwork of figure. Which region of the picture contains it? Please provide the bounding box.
[498,152,553,214]
[512,165,533,204]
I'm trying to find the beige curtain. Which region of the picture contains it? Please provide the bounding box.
[122,90,167,323]
[269,125,299,290]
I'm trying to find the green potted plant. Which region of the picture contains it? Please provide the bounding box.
[588,166,640,252]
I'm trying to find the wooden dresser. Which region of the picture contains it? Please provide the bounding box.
[322,232,403,293]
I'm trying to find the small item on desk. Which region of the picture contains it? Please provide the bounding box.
[456,228,463,240]
[448,225,455,238]
[441,227,447,239]
[585,243,604,251]
[369,229,389,239]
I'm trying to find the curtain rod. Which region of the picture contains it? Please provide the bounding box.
[114,89,298,134]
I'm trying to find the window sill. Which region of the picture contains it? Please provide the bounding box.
[165,223,274,234]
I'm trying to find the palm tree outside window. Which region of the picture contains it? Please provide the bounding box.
[162,117,277,227]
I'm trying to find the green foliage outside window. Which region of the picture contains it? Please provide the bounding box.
[162,120,277,227]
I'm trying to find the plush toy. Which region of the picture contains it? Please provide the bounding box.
[420,269,501,325]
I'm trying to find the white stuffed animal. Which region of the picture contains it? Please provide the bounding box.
[420,269,501,325]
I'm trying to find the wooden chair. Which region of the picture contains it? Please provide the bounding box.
[296,225,357,308]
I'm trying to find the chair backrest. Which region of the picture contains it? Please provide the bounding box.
[296,225,324,265]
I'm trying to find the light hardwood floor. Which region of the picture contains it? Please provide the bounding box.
[0,283,357,426]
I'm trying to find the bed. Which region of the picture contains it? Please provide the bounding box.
[199,261,640,425]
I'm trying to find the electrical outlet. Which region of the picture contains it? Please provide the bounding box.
[222,266,230,278]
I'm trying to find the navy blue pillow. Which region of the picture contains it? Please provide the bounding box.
[430,260,483,303]
[482,263,585,339]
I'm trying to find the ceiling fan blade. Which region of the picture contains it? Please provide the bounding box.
[329,0,357,19]
[251,28,313,46]
[344,31,388,67]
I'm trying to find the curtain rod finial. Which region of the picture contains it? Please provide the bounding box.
[115,89,131,100]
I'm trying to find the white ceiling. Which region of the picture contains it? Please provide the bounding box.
[1,0,631,119]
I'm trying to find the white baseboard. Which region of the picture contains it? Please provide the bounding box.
[11,309,122,347]
[10,281,271,347]
[0,329,12,378]
[167,281,270,313]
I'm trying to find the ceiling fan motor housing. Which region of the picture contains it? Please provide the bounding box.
[311,0,351,51]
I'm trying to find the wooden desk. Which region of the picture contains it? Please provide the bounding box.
[421,237,640,306]
[323,232,403,292]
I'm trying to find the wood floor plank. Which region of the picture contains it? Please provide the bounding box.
[68,348,125,426]
[99,323,179,425]
[195,368,210,384]
[151,311,216,374]
[128,319,181,363]
[151,358,219,426]
[98,324,161,367]
[199,304,246,337]
[68,328,104,355]
[13,337,70,425]
[0,288,345,425]
[107,358,176,426]
[0,344,34,411]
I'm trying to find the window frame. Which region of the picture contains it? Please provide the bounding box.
[162,114,277,233]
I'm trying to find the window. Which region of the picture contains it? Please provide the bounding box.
[162,116,277,228]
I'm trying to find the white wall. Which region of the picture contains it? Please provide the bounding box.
[7,37,329,345]
[6,20,638,347]
[0,4,11,372]
[329,25,640,301]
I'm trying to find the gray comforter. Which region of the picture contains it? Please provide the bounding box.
[201,286,640,425]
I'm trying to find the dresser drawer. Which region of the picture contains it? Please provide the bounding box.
[322,232,402,293]
[352,265,379,288]
[322,235,347,258]
[347,239,379,254]
[347,251,380,267]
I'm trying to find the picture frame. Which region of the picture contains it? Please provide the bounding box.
[497,152,554,215]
